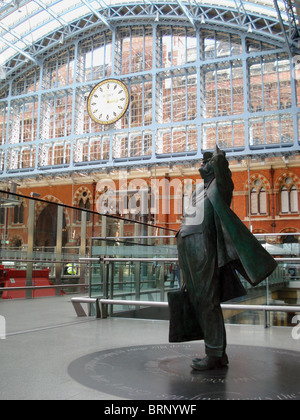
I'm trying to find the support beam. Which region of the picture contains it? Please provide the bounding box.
[33,0,67,27]
[0,35,39,65]
[283,0,300,40]
[0,21,31,46]
[80,0,113,30]
[175,0,196,28]
[273,0,300,54]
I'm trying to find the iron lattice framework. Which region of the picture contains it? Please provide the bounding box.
[0,1,299,180]
[274,0,300,54]
[0,1,297,79]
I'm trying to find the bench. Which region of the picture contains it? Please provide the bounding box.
[71,297,101,319]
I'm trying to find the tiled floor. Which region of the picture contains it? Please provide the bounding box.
[0,296,299,400]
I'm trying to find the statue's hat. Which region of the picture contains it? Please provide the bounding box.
[203,152,213,163]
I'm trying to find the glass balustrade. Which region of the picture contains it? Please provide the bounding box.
[0,189,299,329]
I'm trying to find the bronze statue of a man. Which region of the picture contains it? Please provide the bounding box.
[176,146,277,371]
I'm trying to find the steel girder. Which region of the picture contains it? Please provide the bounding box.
[0,1,299,181]
[274,0,300,54]
[0,1,290,80]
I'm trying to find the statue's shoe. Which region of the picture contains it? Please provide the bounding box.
[192,353,229,366]
[191,355,229,371]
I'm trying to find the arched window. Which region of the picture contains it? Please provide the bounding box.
[13,203,24,224]
[280,178,299,214]
[0,207,5,225]
[249,179,268,216]
[76,191,91,222]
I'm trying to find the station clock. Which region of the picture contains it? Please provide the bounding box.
[87,78,130,125]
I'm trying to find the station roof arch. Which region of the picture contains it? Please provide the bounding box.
[0,0,299,79]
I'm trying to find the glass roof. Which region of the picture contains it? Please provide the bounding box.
[0,0,296,70]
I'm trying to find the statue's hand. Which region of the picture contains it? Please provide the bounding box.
[181,282,187,292]
[211,145,225,165]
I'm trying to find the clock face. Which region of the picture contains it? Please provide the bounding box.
[87,79,129,125]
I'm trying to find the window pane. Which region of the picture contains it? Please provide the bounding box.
[218,122,233,149]
[232,62,244,115]
[278,55,292,110]
[281,187,289,213]
[217,64,232,116]
[259,189,267,214]
[249,118,264,146]
[202,64,216,118]
[290,187,299,213]
[251,188,258,215]
[202,123,217,150]
[249,57,263,113]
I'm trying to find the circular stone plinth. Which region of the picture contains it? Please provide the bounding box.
[68,343,300,400]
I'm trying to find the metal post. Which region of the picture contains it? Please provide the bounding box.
[160,261,165,302]
[135,261,141,301]
[101,259,110,319]
[147,225,153,286]
[265,277,271,328]
[101,215,107,245]
[110,261,114,317]
[80,211,87,294]
[119,219,124,291]
[55,206,63,296]
[26,199,35,299]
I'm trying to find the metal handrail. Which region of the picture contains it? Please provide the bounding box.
[0,284,86,291]
[0,256,298,267]
[80,257,179,263]
[93,233,300,239]
[255,233,300,237]
[0,258,89,264]
[79,257,300,263]
[0,256,298,265]
[92,236,176,240]
[99,298,300,314]
[98,299,300,329]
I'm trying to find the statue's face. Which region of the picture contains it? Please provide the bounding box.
[199,160,215,183]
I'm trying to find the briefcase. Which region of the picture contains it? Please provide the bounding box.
[168,287,204,343]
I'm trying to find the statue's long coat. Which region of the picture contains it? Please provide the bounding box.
[179,153,277,302]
